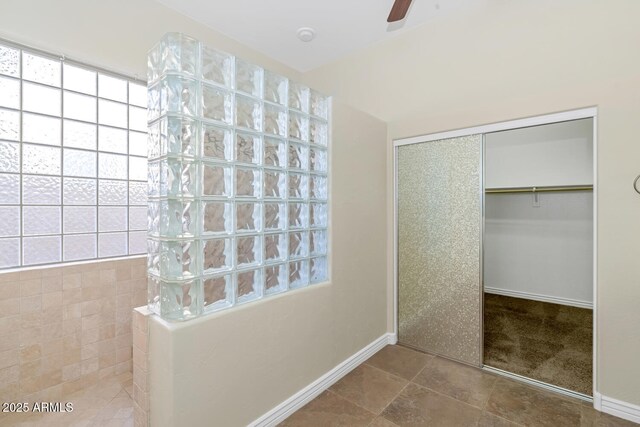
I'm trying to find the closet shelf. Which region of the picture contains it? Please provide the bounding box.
[485,185,593,194]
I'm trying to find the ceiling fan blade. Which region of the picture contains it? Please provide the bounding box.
[387,0,413,22]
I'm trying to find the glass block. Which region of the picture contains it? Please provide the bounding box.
[158,199,199,237]
[23,206,61,235]
[98,206,128,232]
[23,82,61,116]
[98,153,127,179]
[160,279,203,321]
[163,116,199,158]
[309,118,328,146]
[22,144,60,175]
[0,206,19,237]
[236,167,261,198]
[98,232,128,257]
[0,238,19,268]
[129,106,147,132]
[98,74,127,102]
[162,75,199,118]
[0,75,19,109]
[264,137,286,168]
[63,206,96,233]
[0,108,19,141]
[236,269,262,304]
[129,206,147,230]
[0,173,20,204]
[162,33,199,77]
[288,173,308,200]
[129,231,147,254]
[63,64,96,95]
[23,175,61,205]
[64,91,97,123]
[23,52,60,87]
[236,202,262,233]
[201,46,232,87]
[264,103,286,137]
[98,99,127,128]
[310,174,328,200]
[98,126,127,153]
[165,158,198,197]
[237,235,261,268]
[129,181,147,205]
[23,113,61,146]
[289,231,309,259]
[289,82,309,113]
[129,156,148,181]
[264,263,287,295]
[309,146,328,173]
[0,45,20,77]
[202,123,231,161]
[202,201,232,234]
[147,202,160,237]
[264,233,286,264]
[160,240,199,279]
[64,148,97,177]
[310,229,328,256]
[129,82,147,108]
[264,203,286,231]
[64,120,96,150]
[235,131,261,164]
[147,275,161,314]
[264,169,285,199]
[288,111,309,142]
[235,95,262,132]
[23,236,61,265]
[288,259,309,289]
[264,71,287,105]
[310,203,328,228]
[288,202,308,229]
[0,141,19,173]
[147,161,162,198]
[235,59,263,97]
[147,121,161,160]
[63,234,97,261]
[129,131,147,157]
[201,162,231,197]
[310,90,328,119]
[203,274,233,312]
[288,142,308,170]
[147,82,161,122]
[202,237,232,274]
[63,178,96,205]
[310,257,328,283]
[202,84,232,124]
[147,240,161,276]
[99,180,128,205]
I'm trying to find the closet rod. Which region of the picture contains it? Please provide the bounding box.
[485,185,593,194]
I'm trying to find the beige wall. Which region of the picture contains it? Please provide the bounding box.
[304,0,640,405]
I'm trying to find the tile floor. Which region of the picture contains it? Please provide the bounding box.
[1,371,133,427]
[280,345,636,427]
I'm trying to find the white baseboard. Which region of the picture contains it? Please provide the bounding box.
[594,392,640,424]
[250,332,397,427]
[484,287,593,309]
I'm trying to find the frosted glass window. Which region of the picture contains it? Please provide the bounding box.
[0,40,148,269]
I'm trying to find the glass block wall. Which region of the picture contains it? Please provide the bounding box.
[147,33,329,321]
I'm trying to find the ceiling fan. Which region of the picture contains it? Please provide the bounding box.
[387,0,413,22]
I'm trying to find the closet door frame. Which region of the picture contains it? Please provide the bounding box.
[392,106,598,399]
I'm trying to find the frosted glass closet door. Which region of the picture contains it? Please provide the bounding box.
[397,135,482,366]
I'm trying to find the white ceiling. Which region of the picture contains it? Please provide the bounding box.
[154,0,482,72]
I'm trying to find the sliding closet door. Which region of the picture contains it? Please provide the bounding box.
[397,135,482,366]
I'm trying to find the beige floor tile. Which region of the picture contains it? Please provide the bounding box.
[279,390,375,426]
[478,411,522,426]
[369,416,399,426]
[366,345,433,381]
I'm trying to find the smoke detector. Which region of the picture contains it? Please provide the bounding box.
[297,27,316,42]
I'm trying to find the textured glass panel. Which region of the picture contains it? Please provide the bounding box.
[129,231,147,254]
[98,180,127,205]
[157,199,198,238]
[22,82,61,116]
[202,201,232,234]
[0,238,20,268]
[23,236,61,265]
[203,274,233,312]
[309,147,327,172]
[22,144,60,175]
[236,202,261,233]
[236,269,262,304]
[63,64,96,95]
[201,162,230,197]
[288,231,309,259]
[63,178,96,205]
[203,238,232,274]
[0,45,20,77]
[235,131,260,165]
[288,142,308,170]
[264,71,287,105]
[64,91,97,122]
[0,141,19,173]
[63,206,96,233]
[288,259,309,289]
[288,173,308,200]
[264,137,286,168]
[159,279,203,321]
[129,82,147,108]
[310,90,328,119]
[289,82,309,113]
[202,84,232,124]
[264,263,287,295]
[98,232,128,257]
[129,106,146,132]
[23,175,61,205]
[129,131,147,157]
[162,75,198,118]
[23,113,61,145]
[264,169,285,199]
[147,82,161,122]
[288,111,309,142]
[237,235,261,268]
[0,75,19,109]
[163,116,199,158]
[397,135,482,366]
[310,257,328,283]
[160,240,199,279]
[0,173,20,204]
[98,99,127,128]
[163,33,199,77]
[0,206,20,237]
[202,123,231,161]
[264,203,286,231]
[236,167,260,198]
[98,206,128,232]
[147,161,161,198]
[236,59,263,98]
[309,118,328,146]
[235,95,262,132]
[310,203,328,228]
[64,120,96,150]
[310,174,327,200]
[264,233,286,264]
[0,108,19,141]
[288,202,308,229]
[310,229,327,256]
[23,206,61,235]
[129,206,147,230]
[129,181,147,205]
[98,153,127,179]
[99,126,127,153]
[129,156,147,181]
[23,53,60,86]
[64,148,97,177]
[63,234,96,261]
[264,103,286,137]
[98,74,127,102]
[201,46,232,87]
